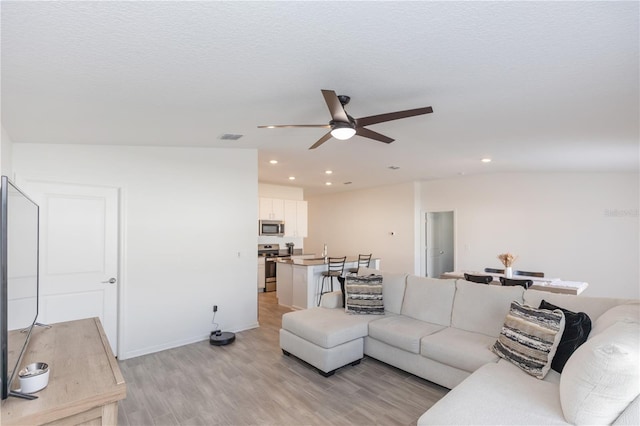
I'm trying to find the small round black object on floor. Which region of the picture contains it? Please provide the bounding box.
[210,331,235,346]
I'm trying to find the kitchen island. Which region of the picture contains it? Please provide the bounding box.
[276,257,380,309]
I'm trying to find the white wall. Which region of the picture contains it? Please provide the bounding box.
[421,173,639,299]
[259,183,303,201]
[1,126,14,177]
[13,143,258,359]
[306,173,639,299]
[306,182,417,273]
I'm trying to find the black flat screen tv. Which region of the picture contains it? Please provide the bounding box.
[0,176,40,400]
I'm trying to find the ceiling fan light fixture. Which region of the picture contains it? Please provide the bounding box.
[330,122,356,140]
[259,90,433,149]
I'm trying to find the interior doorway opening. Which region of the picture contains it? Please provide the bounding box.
[425,211,455,278]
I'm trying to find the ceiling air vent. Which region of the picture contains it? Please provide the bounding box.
[219,134,243,141]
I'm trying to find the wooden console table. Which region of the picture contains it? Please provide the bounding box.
[1,317,127,425]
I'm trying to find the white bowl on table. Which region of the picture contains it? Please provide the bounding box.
[18,362,50,394]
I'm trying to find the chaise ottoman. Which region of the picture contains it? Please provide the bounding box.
[279,305,389,376]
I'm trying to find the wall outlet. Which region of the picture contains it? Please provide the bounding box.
[213,305,218,312]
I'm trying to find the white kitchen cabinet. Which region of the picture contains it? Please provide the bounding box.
[258,256,266,292]
[284,200,308,237]
[259,197,285,221]
[296,201,308,237]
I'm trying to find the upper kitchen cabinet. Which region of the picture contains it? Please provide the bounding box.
[284,200,308,238]
[259,197,285,221]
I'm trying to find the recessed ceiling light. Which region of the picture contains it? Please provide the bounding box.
[269,160,278,164]
[325,170,333,174]
[325,182,332,186]
[288,176,295,180]
[481,158,492,163]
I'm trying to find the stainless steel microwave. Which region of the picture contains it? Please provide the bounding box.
[259,220,285,236]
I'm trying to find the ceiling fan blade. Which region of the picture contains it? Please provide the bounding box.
[258,124,331,128]
[321,90,349,122]
[309,132,333,150]
[356,127,394,144]
[356,106,433,127]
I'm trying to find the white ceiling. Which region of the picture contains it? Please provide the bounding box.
[2,1,638,195]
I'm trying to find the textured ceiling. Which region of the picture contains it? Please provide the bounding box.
[1,1,638,194]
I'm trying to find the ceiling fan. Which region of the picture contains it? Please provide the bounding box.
[258,89,433,149]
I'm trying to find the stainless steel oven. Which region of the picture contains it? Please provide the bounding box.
[258,244,282,292]
[264,258,277,292]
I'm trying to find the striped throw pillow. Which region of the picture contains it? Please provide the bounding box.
[492,301,566,379]
[345,275,384,315]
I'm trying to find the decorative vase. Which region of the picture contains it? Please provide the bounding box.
[505,267,513,278]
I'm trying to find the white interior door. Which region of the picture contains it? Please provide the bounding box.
[425,211,454,278]
[21,180,119,354]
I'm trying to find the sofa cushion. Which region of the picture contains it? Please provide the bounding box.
[401,275,456,326]
[590,302,640,338]
[560,321,640,425]
[492,301,565,379]
[539,299,591,373]
[320,291,343,309]
[368,315,444,354]
[524,289,634,325]
[420,327,499,372]
[417,360,571,425]
[358,267,407,315]
[344,274,385,315]
[281,307,386,349]
[451,279,524,337]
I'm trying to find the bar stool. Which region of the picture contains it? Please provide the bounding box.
[347,254,372,275]
[317,256,346,306]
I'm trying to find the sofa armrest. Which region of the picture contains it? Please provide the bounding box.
[321,291,344,309]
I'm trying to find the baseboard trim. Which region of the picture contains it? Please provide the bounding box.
[119,321,260,360]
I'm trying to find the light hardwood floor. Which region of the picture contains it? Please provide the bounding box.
[117,292,448,425]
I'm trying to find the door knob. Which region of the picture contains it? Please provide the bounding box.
[101,278,117,284]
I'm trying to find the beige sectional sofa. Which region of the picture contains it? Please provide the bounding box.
[279,267,640,425]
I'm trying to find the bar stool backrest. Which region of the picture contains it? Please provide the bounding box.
[327,257,346,275]
[514,270,544,278]
[357,254,372,269]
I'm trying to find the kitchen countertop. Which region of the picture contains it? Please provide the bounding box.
[278,256,376,266]
[277,257,382,309]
